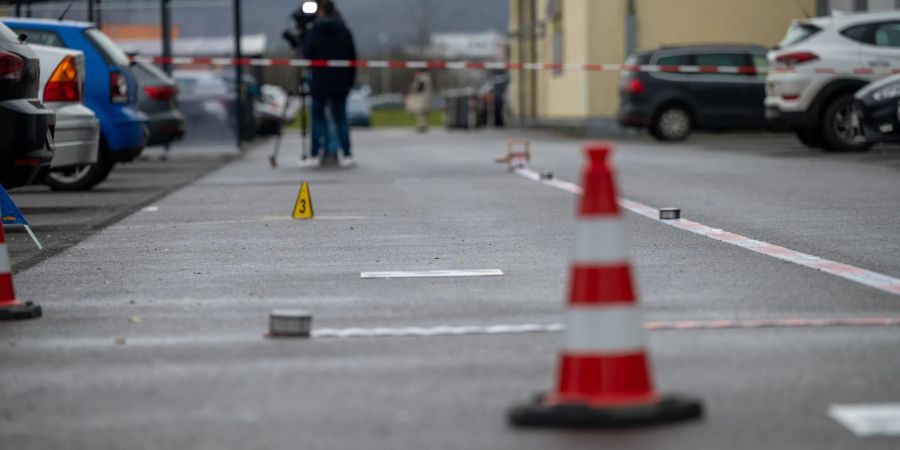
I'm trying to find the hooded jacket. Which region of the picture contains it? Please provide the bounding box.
[303,16,357,98]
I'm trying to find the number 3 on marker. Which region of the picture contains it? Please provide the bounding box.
[293,182,313,219]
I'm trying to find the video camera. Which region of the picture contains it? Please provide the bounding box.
[282,1,320,50]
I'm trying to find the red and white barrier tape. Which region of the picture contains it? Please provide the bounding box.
[131,56,900,75]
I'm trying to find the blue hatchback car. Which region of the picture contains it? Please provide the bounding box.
[3,18,147,189]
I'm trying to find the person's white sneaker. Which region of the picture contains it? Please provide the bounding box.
[342,156,356,168]
[298,156,319,169]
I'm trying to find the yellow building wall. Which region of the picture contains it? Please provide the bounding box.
[512,0,818,121]
[636,0,815,49]
[586,0,627,118]
[537,0,591,118]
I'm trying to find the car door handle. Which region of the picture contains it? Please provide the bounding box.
[868,60,891,67]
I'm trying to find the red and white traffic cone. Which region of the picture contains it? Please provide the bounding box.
[509,143,701,427]
[0,212,41,321]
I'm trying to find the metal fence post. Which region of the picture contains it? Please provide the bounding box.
[233,0,243,149]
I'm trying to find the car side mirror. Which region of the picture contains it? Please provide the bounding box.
[18,33,28,43]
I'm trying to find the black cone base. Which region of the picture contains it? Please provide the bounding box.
[0,301,42,321]
[509,393,702,428]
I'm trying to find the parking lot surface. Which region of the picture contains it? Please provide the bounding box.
[6,144,237,272]
[2,130,899,449]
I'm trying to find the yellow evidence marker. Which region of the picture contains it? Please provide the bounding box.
[292,181,314,220]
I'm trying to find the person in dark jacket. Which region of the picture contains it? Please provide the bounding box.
[303,0,357,167]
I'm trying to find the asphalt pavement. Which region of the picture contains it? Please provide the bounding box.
[1,129,899,449]
[6,144,238,272]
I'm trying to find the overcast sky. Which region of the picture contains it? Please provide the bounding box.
[247,0,509,54]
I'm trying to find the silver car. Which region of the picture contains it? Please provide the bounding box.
[31,44,100,191]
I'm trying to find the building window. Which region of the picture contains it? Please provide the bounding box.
[854,0,868,11]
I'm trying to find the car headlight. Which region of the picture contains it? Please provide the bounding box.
[873,84,900,102]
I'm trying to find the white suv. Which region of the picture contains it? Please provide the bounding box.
[766,11,900,152]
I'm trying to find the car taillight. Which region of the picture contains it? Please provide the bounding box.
[43,55,80,102]
[143,85,177,101]
[110,71,128,103]
[775,51,819,66]
[0,51,24,81]
[625,78,645,95]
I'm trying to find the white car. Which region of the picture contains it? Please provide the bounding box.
[30,44,100,190]
[765,11,900,152]
[255,84,300,135]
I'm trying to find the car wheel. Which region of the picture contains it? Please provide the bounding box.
[45,150,114,191]
[651,106,692,142]
[819,94,870,153]
[795,128,824,148]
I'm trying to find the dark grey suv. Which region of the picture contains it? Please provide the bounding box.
[617,45,769,141]
[132,61,185,147]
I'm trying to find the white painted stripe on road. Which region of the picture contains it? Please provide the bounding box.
[515,167,900,297]
[575,218,629,264]
[829,404,900,437]
[141,206,159,212]
[13,316,900,349]
[314,323,562,339]
[563,308,644,353]
[360,269,504,279]
[0,244,9,272]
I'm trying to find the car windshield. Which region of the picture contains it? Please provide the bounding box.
[84,28,131,67]
[778,23,821,49]
[0,22,21,43]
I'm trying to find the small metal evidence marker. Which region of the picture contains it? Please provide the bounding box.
[659,208,681,220]
[269,310,312,338]
[361,269,505,279]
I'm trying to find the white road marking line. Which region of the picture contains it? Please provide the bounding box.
[515,167,900,297]
[12,317,900,349]
[828,404,900,437]
[360,269,505,279]
[141,206,159,212]
[110,216,371,230]
[313,323,562,338]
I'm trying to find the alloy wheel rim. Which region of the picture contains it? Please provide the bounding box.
[49,165,91,184]
[660,109,690,139]
[833,103,858,144]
